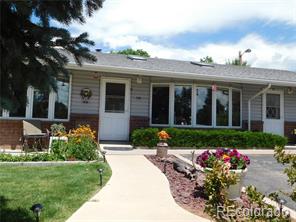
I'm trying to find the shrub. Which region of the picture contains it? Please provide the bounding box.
[131,128,287,148]
[0,153,58,162]
[51,125,98,161]
[131,128,159,147]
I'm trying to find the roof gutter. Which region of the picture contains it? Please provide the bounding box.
[248,83,272,131]
[66,63,296,87]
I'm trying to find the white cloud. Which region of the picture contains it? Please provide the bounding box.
[70,0,296,40]
[110,34,296,71]
[67,0,296,70]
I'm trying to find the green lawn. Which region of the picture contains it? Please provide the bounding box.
[0,162,111,222]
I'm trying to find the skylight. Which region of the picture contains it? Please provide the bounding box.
[190,61,214,68]
[127,55,147,61]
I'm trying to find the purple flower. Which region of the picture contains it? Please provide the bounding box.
[242,155,250,165]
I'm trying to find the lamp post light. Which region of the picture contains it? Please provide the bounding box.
[238,48,251,66]
[163,159,167,174]
[101,151,106,162]
[97,168,103,186]
[279,198,287,217]
[30,203,43,222]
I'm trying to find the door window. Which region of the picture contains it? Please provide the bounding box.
[266,94,280,119]
[105,83,125,113]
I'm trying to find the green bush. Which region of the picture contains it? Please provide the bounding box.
[51,136,98,161]
[131,128,159,148]
[0,153,58,162]
[131,128,287,148]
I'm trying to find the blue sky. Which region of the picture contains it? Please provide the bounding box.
[65,0,296,71]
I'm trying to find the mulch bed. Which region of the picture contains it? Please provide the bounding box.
[145,155,210,219]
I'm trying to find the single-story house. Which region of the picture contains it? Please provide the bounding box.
[1,52,296,148]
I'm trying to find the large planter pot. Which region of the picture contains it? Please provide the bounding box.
[227,168,248,200]
[205,167,248,200]
[156,142,168,158]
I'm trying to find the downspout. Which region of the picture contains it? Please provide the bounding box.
[248,83,272,131]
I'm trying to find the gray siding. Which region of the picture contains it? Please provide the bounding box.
[285,91,296,121]
[70,70,150,117]
[69,70,295,122]
[131,76,150,117]
[242,84,263,121]
[71,70,100,114]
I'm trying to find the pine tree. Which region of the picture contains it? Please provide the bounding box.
[0,0,103,111]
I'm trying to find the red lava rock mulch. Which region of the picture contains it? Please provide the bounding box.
[145,155,210,219]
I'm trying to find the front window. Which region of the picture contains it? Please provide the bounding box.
[174,85,192,125]
[54,77,70,119]
[151,85,169,124]
[0,76,71,120]
[216,88,229,126]
[232,90,241,126]
[196,87,212,125]
[33,90,49,118]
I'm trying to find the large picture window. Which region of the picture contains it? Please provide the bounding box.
[232,90,241,126]
[9,102,26,117]
[151,85,169,124]
[174,85,192,125]
[150,83,241,128]
[0,76,71,120]
[33,90,49,118]
[54,77,70,119]
[196,87,212,125]
[216,88,229,126]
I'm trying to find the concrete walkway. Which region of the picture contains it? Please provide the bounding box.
[66,155,209,222]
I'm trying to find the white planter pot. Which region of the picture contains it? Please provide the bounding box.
[204,167,248,200]
[227,168,248,200]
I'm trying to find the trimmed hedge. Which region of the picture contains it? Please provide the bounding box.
[0,153,59,162]
[131,128,287,148]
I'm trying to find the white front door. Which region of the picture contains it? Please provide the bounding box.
[263,90,284,136]
[99,78,130,141]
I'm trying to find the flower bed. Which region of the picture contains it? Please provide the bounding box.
[196,148,250,170]
[132,128,287,148]
[0,124,99,162]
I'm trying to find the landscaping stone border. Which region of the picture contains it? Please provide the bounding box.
[0,160,98,166]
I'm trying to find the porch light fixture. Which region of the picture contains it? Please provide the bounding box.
[136,76,142,84]
[238,48,252,66]
[287,87,294,95]
[97,168,104,186]
[30,203,43,222]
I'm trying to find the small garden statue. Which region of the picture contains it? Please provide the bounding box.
[156,130,170,158]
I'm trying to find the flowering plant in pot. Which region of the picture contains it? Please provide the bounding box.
[196,148,250,199]
[156,130,170,158]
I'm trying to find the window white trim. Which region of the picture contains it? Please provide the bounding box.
[0,75,72,121]
[150,83,242,129]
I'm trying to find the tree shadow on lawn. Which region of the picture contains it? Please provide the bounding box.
[0,196,35,222]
